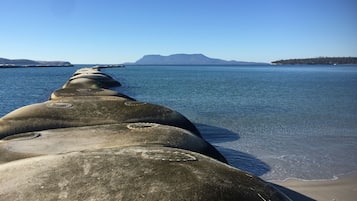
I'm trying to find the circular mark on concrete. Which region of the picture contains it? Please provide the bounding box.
[141,150,197,162]
[46,102,73,109]
[124,101,147,106]
[127,123,159,130]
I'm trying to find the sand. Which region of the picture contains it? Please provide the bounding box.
[270,176,357,201]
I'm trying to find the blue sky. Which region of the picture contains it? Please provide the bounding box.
[0,0,356,64]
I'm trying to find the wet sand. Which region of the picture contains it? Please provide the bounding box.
[270,176,357,201]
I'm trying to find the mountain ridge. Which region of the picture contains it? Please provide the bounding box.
[133,54,267,65]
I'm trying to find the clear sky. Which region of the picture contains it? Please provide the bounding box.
[0,0,356,64]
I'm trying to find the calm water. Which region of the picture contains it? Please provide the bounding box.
[1,65,357,180]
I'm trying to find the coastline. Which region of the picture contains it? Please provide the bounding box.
[270,176,357,201]
[0,64,73,68]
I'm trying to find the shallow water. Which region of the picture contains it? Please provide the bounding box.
[1,65,357,180]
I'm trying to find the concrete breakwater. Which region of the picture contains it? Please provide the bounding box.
[0,67,291,200]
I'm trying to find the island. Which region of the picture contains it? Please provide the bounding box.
[272,57,357,65]
[131,54,267,65]
[0,58,73,68]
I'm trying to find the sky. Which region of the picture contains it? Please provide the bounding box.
[0,0,356,64]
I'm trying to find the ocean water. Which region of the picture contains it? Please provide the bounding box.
[1,65,357,181]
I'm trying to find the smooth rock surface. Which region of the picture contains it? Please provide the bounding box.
[0,147,291,201]
[0,123,226,163]
[0,97,200,139]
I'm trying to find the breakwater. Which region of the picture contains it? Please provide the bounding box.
[0,67,291,200]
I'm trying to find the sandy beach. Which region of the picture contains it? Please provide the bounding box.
[270,176,357,201]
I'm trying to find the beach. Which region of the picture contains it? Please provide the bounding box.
[271,176,357,201]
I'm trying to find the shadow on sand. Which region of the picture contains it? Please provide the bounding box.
[197,123,315,201]
[272,184,316,201]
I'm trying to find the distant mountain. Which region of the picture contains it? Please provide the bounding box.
[134,54,267,65]
[0,58,73,67]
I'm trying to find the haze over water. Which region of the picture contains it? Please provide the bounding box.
[1,65,356,180]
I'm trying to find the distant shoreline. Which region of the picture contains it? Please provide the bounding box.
[2,55,357,67]
[272,57,357,65]
[0,57,73,68]
[0,64,73,68]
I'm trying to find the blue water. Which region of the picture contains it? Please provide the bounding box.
[1,65,357,181]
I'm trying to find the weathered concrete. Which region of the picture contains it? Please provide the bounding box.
[0,123,226,163]
[62,77,121,89]
[0,66,292,200]
[0,147,290,201]
[0,97,200,139]
[50,88,135,100]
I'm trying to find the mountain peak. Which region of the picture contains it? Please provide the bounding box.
[134,54,264,65]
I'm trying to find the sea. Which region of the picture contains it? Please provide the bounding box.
[1,64,357,181]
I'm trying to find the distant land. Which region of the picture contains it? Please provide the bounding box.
[0,58,73,68]
[272,57,357,65]
[131,54,268,65]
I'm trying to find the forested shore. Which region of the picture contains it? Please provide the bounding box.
[272,57,357,65]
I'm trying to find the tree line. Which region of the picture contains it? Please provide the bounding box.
[272,57,357,65]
